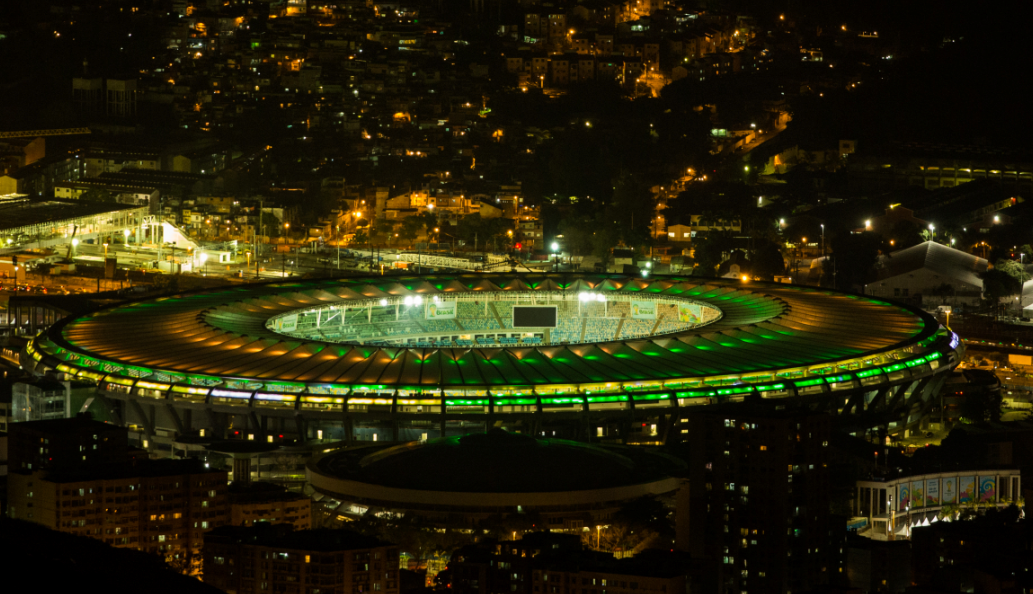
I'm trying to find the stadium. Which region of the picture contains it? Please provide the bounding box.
[26,273,963,449]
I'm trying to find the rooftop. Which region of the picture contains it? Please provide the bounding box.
[34,274,947,392]
[37,457,224,484]
[206,524,390,552]
[879,241,988,288]
[8,413,120,434]
[316,429,685,493]
[0,197,143,232]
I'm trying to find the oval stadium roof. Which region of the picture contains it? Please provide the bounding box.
[31,273,951,393]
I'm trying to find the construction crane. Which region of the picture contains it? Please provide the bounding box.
[0,127,91,139]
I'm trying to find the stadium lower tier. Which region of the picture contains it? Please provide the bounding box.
[67,356,953,452]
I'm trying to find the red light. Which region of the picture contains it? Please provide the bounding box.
[279,434,283,438]
[515,242,522,249]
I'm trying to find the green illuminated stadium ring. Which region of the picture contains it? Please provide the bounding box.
[29,274,959,405]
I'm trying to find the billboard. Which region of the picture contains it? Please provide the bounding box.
[678,304,701,324]
[275,314,298,332]
[979,476,996,501]
[898,483,911,511]
[925,479,940,506]
[513,306,558,328]
[426,300,457,320]
[942,477,957,504]
[631,300,657,320]
[911,481,925,508]
[959,476,975,504]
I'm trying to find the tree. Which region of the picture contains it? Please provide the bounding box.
[888,220,924,250]
[691,230,736,276]
[994,258,1027,285]
[79,188,117,203]
[958,384,1003,423]
[981,268,1021,318]
[609,171,656,248]
[399,216,425,247]
[558,216,594,260]
[590,219,622,269]
[931,283,955,304]
[751,239,787,280]
[262,215,284,239]
[828,231,886,292]
[371,218,396,246]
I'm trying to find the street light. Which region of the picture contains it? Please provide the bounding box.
[103,242,109,258]
[200,252,208,276]
[123,229,130,247]
[551,241,560,272]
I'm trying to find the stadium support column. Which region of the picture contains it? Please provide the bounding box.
[344,413,354,443]
[440,393,448,438]
[486,393,495,435]
[248,410,263,440]
[95,391,124,426]
[204,408,227,439]
[127,398,155,445]
[391,392,399,441]
[165,403,185,434]
[533,394,544,436]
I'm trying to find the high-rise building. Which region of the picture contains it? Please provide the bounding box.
[8,458,228,573]
[6,415,228,574]
[203,524,400,594]
[229,481,312,530]
[7,413,128,472]
[448,532,696,594]
[687,405,832,594]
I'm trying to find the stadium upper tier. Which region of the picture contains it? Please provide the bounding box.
[28,274,959,405]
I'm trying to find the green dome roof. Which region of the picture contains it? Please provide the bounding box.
[317,429,685,493]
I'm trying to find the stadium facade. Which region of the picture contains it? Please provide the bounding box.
[26,274,962,448]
